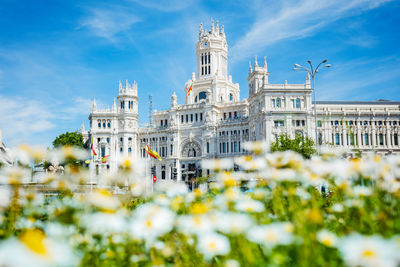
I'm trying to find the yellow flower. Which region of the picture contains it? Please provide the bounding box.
[19,229,49,258]
[171,196,184,211]
[307,209,323,224]
[190,202,210,215]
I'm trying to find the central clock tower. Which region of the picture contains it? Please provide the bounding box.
[196,20,228,79]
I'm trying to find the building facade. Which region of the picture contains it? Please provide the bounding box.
[84,21,400,184]
[0,128,13,167]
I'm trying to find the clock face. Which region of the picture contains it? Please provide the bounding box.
[203,41,208,47]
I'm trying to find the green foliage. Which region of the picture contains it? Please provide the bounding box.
[271,134,316,159]
[53,131,85,148]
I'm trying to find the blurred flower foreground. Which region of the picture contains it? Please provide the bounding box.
[1,143,400,267]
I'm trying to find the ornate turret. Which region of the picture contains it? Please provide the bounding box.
[117,80,138,114]
[306,71,311,88]
[112,98,117,112]
[171,92,177,108]
[196,19,228,79]
[248,56,270,96]
[91,99,97,112]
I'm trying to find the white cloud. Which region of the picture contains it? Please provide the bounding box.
[231,0,392,62]
[0,95,96,147]
[317,56,400,100]
[80,6,140,41]
[0,96,55,146]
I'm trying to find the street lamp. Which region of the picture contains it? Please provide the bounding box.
[293,60,330,154]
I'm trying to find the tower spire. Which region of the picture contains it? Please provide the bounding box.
[249,60,253,74]
[263,56,268,71]
[254,56,258,67]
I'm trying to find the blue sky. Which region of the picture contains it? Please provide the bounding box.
[0,0,399,147]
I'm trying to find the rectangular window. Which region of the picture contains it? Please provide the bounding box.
[195,113,198,121]
[394,134,398,146]
[234,111,237,118]
[379,134,384,145]
[186,115,188,122]
[207,142,209,153]
[101,147,106,157]
[200,113,203,121]
[272,99,275,108]
[317,121,322,127]
[302,120,305,126]
[161,120,163,126]
[350,134,355,145]
[364,134,369,145]
[224,113,227,120]
[208,66,210,74]
[181,115,183,123]
[191,114,193,122]
[208,54,210,63]
[229,112,232,119]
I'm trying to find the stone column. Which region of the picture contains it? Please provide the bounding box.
[357,130,362,147]
[391,133,395,147]
[343,129,347,146]
[372,129,376,147]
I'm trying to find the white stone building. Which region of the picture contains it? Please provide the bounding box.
[84,21,400,186]
[0,128,13,167]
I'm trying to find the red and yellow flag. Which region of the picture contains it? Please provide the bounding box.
[91,137,97,156]
[101,155,110,163]
[187,82,193,96]
[145,145,162,161]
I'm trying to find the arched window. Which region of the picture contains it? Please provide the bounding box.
[195,96,198,103]
[295,98,300,108]
[199,91,207,101]
[98,120,101,128]
[128,147,132,153]
[107,120,111,128]
[295,130,303,137]
[102,121,106,128]
[276,98,281,108]
[229,93,233,101]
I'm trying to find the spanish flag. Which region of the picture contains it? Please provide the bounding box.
[145,145,162,161]
[91,137,97,156]
[101,155,110,163]
[187,82,193,96]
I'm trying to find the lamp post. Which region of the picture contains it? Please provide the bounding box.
[293,60,330,154]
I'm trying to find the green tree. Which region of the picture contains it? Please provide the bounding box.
[271,134,316,159]
[52,131,85,148]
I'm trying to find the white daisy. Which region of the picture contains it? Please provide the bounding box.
[197,232,230,260]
